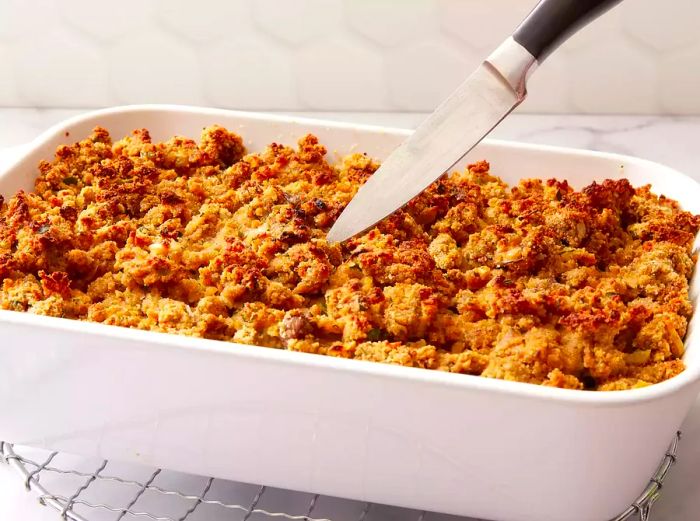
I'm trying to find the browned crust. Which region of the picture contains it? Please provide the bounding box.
[1,126,698,391]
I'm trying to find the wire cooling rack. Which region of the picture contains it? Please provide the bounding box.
[0,433,681,521]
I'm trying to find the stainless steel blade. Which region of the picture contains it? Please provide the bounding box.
[326,39,535,243]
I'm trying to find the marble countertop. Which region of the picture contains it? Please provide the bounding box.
[0,109,699,521]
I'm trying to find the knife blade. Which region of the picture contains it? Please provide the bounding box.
[326,0,623,243]
[326,43,529,244]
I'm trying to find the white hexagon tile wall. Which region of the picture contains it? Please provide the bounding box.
[1,0,699,114]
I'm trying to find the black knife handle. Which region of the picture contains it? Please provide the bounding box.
[513,0,623,62]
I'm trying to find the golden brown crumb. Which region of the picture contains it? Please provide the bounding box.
[1,126,698,391]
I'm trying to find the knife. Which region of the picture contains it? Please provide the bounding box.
[327,0,623,243]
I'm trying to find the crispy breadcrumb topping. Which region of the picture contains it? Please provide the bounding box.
[1,126,698,391]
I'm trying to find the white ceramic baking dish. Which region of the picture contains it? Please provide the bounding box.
[1,106,699,521]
